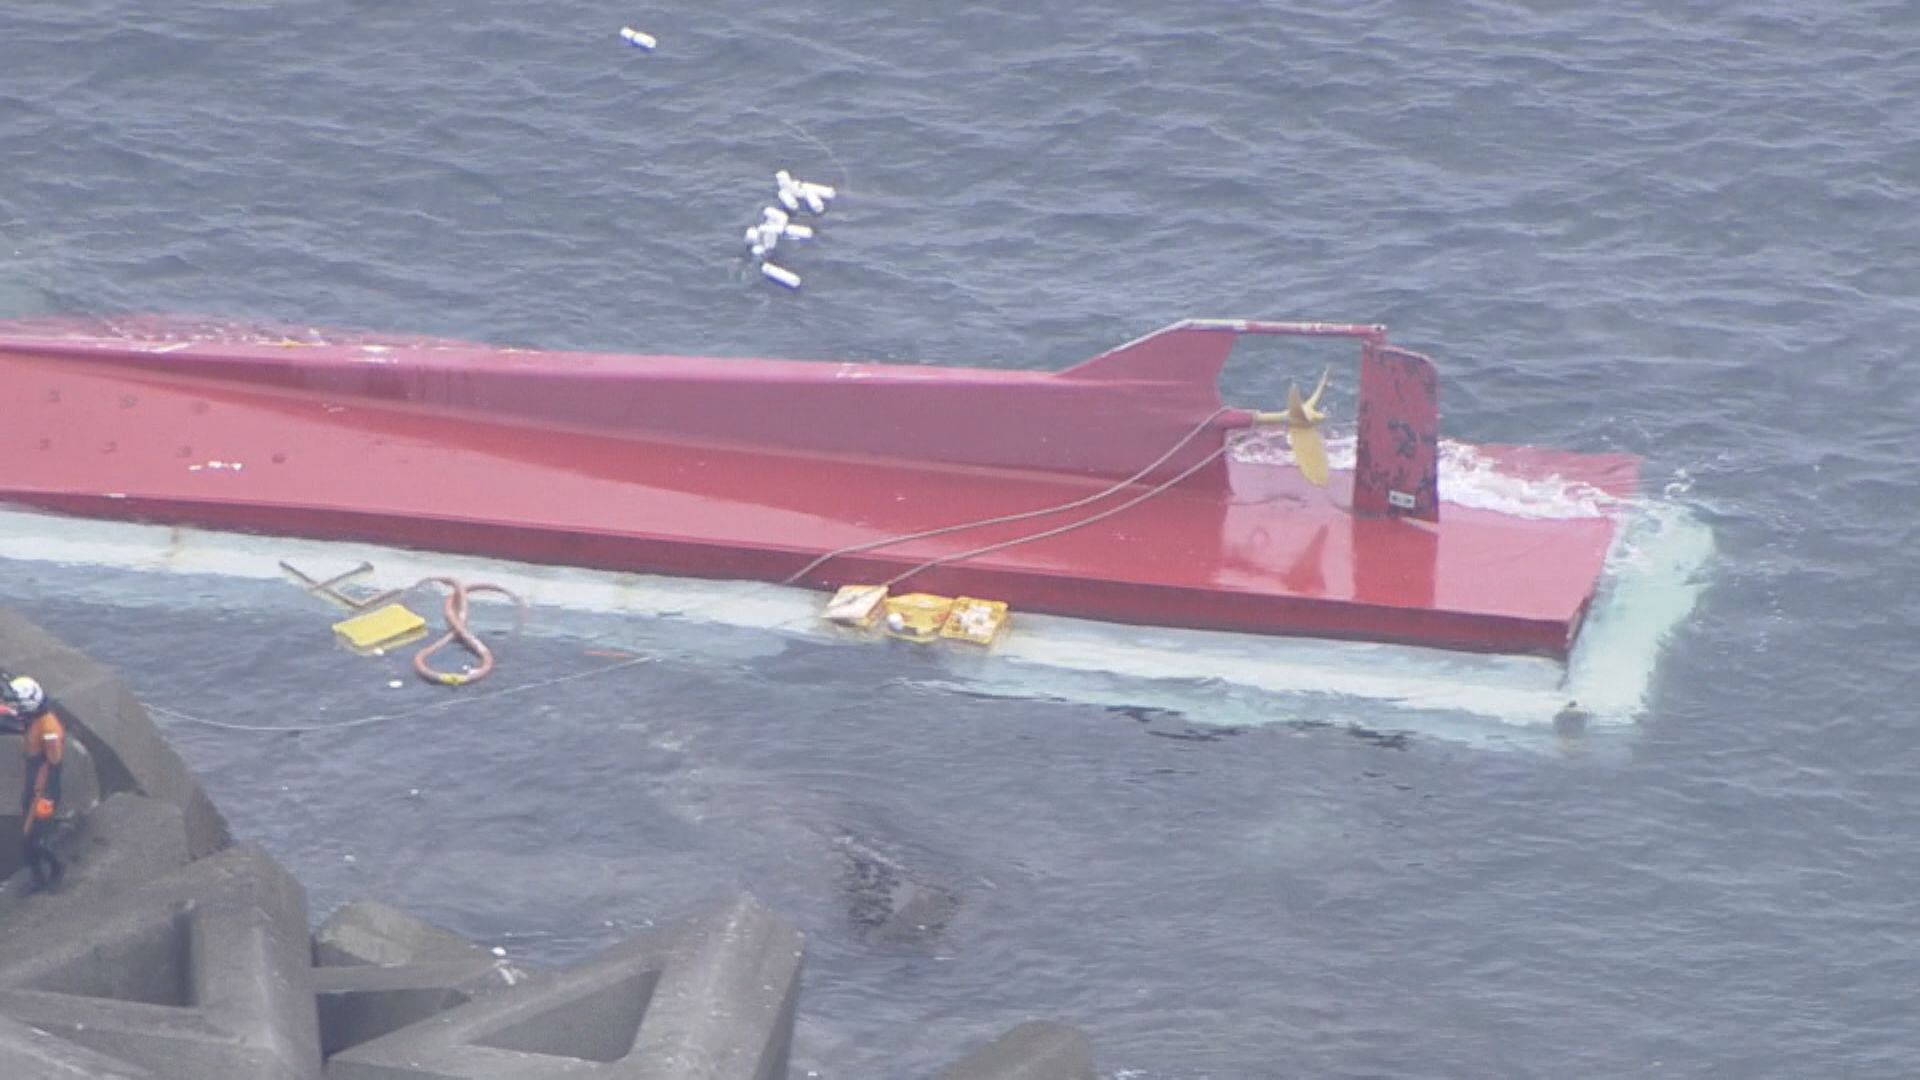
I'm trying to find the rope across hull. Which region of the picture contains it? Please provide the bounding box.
[0,317,1636,659]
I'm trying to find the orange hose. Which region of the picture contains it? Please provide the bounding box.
[411,577,525,687]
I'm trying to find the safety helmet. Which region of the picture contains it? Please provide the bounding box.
[6,675,45,715]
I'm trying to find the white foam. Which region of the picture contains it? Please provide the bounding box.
[1229,431,1626,520]
[1564,499,1714,718]
[0,501,1710,749]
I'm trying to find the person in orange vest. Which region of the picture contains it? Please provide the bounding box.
[2,674,64,893]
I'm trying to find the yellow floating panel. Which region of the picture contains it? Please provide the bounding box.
[882,592,955,643]
[941,597,1010,646]
[824,584,890,628]
[332,602,428,654]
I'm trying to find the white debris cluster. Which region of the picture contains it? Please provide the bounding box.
[612,28,841,292]
[743,170,838,289]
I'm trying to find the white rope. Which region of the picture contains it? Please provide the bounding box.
[781,407,1232,586]
[149,655,657,735]
[879,442,1229,591]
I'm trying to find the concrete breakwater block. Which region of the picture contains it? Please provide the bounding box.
[0,1012,159,1079]
[326,893,804,1079]
[936,1021,1098,1080]
[0,606,1105,1079]
[0,843,321,1079]
[0,609,231,858]
[316,900,494,968]
[315,958,520,1060]
[0,793,190,914]
[312,900,522,1059]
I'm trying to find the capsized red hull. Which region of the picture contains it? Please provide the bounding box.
[0,316,1636,658]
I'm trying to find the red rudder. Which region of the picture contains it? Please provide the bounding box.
[1353,344,1440,521]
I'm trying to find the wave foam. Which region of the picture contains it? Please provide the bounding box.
[0,496,1712,752]
[1228,430,1626,520]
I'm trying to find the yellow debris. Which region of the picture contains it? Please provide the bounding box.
[881,593,955,642]
[824,586,1014,646]
[824,584,890,627]
[332,602,429,654]
[940,597,1010,646]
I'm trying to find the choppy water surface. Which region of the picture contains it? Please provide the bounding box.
[3,2,1918,1076]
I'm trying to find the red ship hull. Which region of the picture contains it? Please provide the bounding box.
[0,317,1635,658]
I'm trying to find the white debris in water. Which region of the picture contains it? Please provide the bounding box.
[742,170,838,287]
[387,679,404,689]
[760,262,801,289]
[618,26,656,50]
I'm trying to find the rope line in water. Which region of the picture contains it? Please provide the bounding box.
[149,654,657,735]
[761,112,852,196]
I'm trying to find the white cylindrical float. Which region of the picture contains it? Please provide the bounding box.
[760,262,802,289]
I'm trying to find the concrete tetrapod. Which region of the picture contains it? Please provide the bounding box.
[313,901,527,1059]
[0,605,1102,1078]
[0,1011,159,1079]
[0,793,190,921]
[325,893,803,1079]
[0,843,322,1079]
[936,1021,1098,1080]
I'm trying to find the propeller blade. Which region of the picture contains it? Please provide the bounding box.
[1286,381,1307,425]
[1302,366,1331,419]
[1287,422,1330,487]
